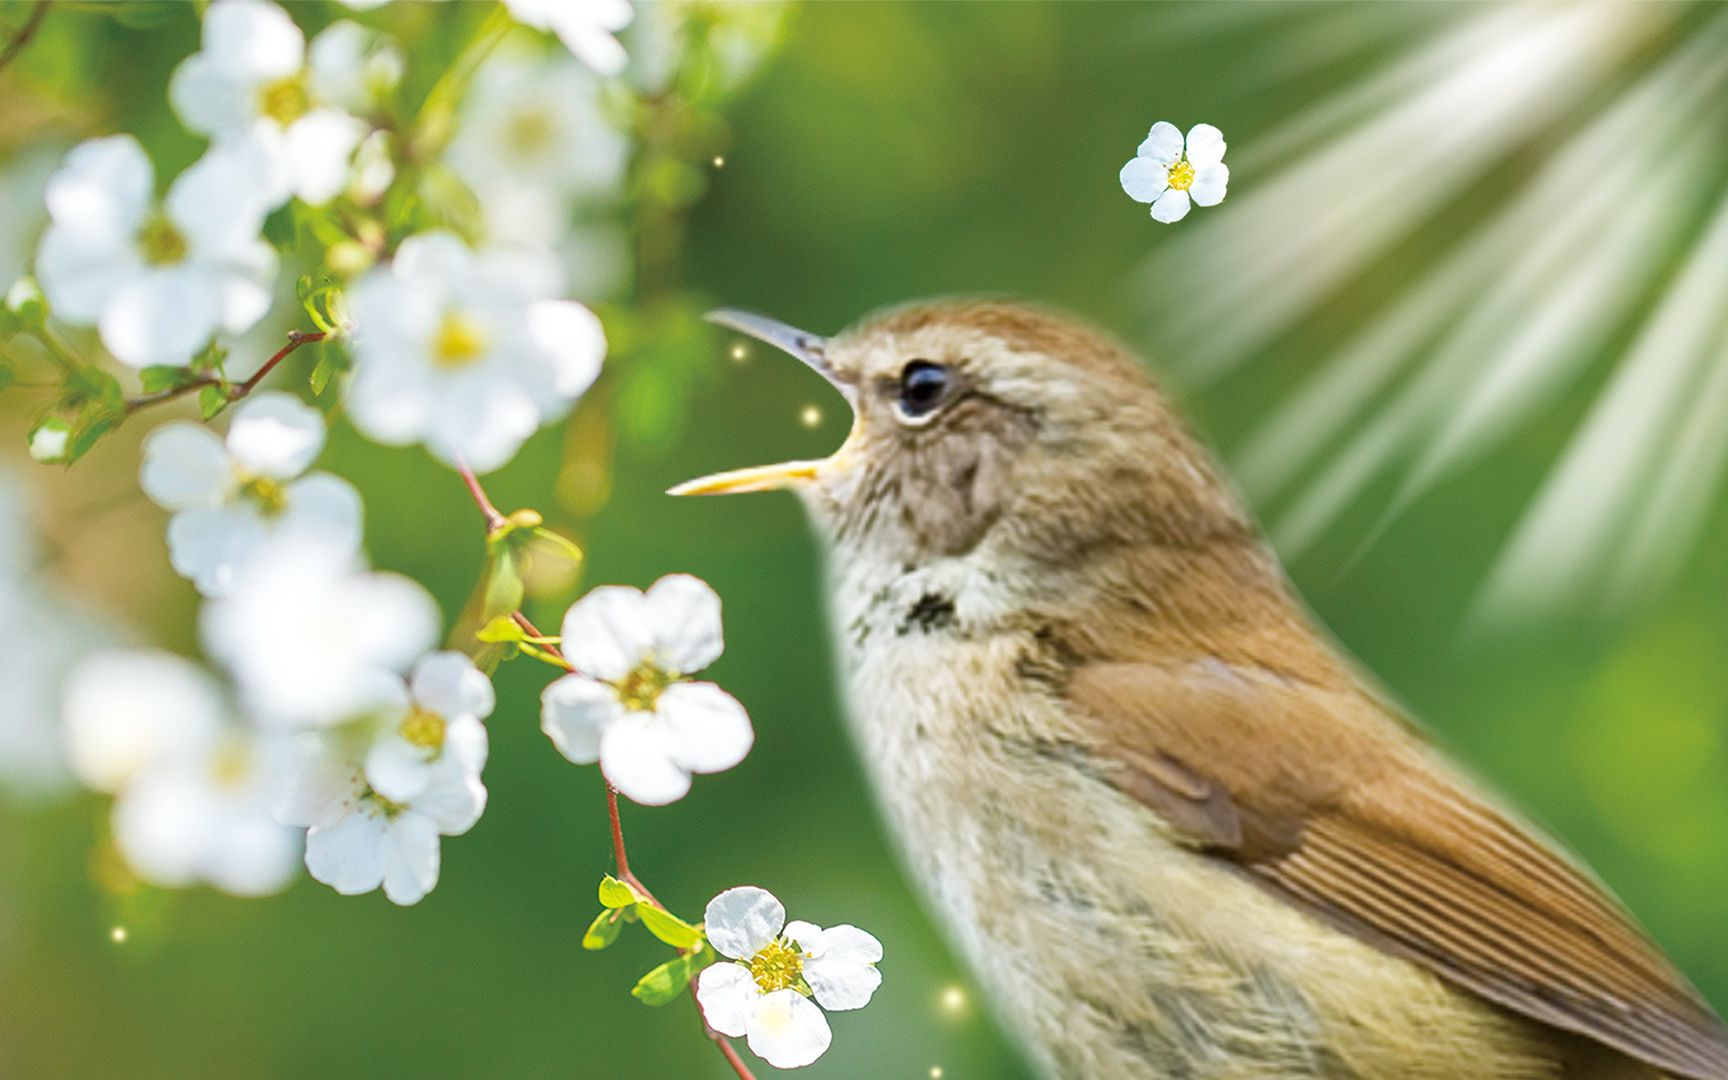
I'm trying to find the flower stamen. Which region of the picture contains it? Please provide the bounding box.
[432,312,489,368]
[259,73,312,127]
[615,661,674,712]
[236,473,289,517]
[400,708,447,751]
[749,938,806,994]
[137,214,189,267]
[1165,160,1195,191]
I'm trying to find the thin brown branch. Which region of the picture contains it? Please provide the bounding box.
[123,330,327,415]
[0,0,50,78]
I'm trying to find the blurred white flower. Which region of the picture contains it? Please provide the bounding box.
[274,660,490,906]
[626,0,790,97]
[34,135,277,368]
[140,392,362,596]
[201,539,440,728]
[62,648,300,896]
[345,231,605,473]
[696,886,883,1070]
[0,144,61,293]
[540,574,751,805]
[1121,121,1229,224]
[169,0,386,206]
[503,0,632,75]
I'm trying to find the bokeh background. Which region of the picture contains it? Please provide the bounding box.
[3,3,1728,1078]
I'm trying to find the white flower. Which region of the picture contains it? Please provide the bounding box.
[34,135,276,368]
[201,539,440,728]
[169,0,381,207]
[695,886,883,1070]
[0,144,60,293]
[540,574,751,805]
[274,658,490,906]
[140,392,362,596]
[1120,121,1229,224]
[345,231,605,473]
[62,649,225,793]
[503,0,632,75]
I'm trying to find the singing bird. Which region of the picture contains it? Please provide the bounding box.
[672,301,1728,1080]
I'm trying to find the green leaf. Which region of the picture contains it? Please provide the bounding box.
[138,365,196,394]
[529,526,586,565]
[309,352,337,396]
[631,953,698,1007]
[638,905,702,950]
[199,384,230,421]
[64,366,123,410]
[598,875,638,909]
[582,909,624,951]
[482,549,525,620]
[190,342,229,378]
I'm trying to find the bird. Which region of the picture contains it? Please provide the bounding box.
[671,300,1728,1080]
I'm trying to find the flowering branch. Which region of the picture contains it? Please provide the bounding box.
[0,0,49,77]
[123,329,328,415]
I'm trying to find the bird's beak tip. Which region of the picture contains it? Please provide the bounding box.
[667,459,824,497]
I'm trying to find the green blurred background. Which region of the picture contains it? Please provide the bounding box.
[3,3,1727,1078]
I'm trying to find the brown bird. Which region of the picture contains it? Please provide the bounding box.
[673,301,1728,1080]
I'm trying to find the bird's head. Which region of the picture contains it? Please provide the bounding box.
[673,300,1254,571]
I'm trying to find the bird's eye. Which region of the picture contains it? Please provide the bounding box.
[896,361,953,420]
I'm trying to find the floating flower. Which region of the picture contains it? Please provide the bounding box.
[696,886,884,1069]
[34,135,276,368]
[1120,121,1229,224]
[345,231,605,473]
[540,574,752,805]
[168,0,387,207]
[201,538,440,728]
[502,0,633,76]
[140,392,362,596]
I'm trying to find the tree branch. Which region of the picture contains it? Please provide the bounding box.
[0,0,50,78]
[123,330,327,414]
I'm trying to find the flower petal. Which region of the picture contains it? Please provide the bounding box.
[140,422,232,509]
[226,391,326,479]
[598,716,691,806]
[1150,187,1191,224]
[642,574,723,674]
[540,674,617,764]
[278,472,364,556]
[99,266,223,368]
[1189,162,1229,207]
[202,0,304,81]
[410,650,495,721]
[1184,123,1227,167]
[441,714,489,777]
[527,298,605,401]
[1118,157,1168,204]
[380,810,441,905]
[305,810,386,895]
[44,135,151,236]
[167,138,275,255]
[34,223,138,323]
[695,962,758,1038]
[803,926,884,1012]
[364,734,432,803]
[166,505,268,595]
[1136,121,1183,166]
[746,989,832,1070]
[283,108,366,205]
[703,885,785,961]
[656,682,752,776]
[61,649,224,793]
[559,585,653,682]
[412,765,487,835]
[167,53,256,139]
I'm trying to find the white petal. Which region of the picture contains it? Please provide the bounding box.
[1189,162,1229,207]
[411,765,486,835]
[540,674,617,764]
[390,230,475,290]
[703,886,785,961]
[410,651,495,720]
[166,505,268,595]
[204,806,301,896]
[1136,121,1183,166]
[642,574,723,675]
[277,472,364,555]
[271,733,361,828]
[34,223,138,323]
[44,136,152,236]
[140,422,232,509]
[441,714,489,777]
[166,139,274,256]
[1118,157,1168,204]
[656,682,752,776]
[283,109,366,205]
[598,716,690,806]
[61,649,224,792]
[423,375,540,475]
[226,391,325,479]
[1184,123,1227,167]
[783,920,823,954]
[345,572,441,673]
[380,810,441,905]
[746,989,832,1070]
[112,771,214,888]
[365,735,432,803]
[202,0,304,81]
[1150,188,1191,224]
[168,53,257,139]
[527,298,604,400]
[305,810,386,895]
[558,585,653,682]
[696,963,759,1038]
[802,925,884,1012]
[99,266,223,368]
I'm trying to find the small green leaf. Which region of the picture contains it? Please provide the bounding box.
[482,549,525,620]
[631,953,697,1007]
[189,342,229,378]
[309,353,336,395]
[638,905,702,950]
[66,408,120,462]
[530,526,585,565]
[598,875,639,910]
[475,615,526,644]
[138,365,195,393]
[64,366,123,409]
[582,909,624,951]
[199,384,230,420]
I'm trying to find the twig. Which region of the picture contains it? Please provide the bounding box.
[123,330,327,414]
[0,0,50,78]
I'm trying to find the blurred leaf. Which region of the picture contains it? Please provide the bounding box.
[138,365,197,393]
[630,954,698,1007]
[475,615,525,644]
[198,384,229,420]
[482,548,525,619]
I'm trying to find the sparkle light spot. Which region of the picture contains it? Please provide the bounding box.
[799,404,822,428]
[110,926,127,944]
[729,343,748,362]
[712,155,726,168]
[940,985,966,1012]
[930,1068,944,1079]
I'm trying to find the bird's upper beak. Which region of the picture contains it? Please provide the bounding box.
[668,310,855,497]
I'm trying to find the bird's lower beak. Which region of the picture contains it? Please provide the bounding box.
[668,310,853,497]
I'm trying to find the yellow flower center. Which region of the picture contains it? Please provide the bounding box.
[432,312,489,368]
[1166,159,1196,191]
[208,741,253,789]
[259,72,312,127]
[400,708,447,751]
[137,214,188,267]
[507,109,557,156]
[749,939,806,994]
[363,788,410,819]
[236,473,288,517]
[615,662,674,712]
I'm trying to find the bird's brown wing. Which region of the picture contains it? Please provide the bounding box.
[1067,659,1728,1080]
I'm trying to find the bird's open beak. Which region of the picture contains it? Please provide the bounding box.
[668,310,853,497]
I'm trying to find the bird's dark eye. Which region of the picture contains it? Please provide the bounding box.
[896,361,952,419]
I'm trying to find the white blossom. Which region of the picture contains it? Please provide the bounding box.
[540,574,751,806]
[168,0,386,207]
[363,652,493,804]
[345,231,605,473]
[201,538,440,728]
[0,144,60,294]
[503,0,632,75]
[696,886,883,1070]
[34,135,276,368]
[140,392,362,596]
[1120,121,1229,224]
